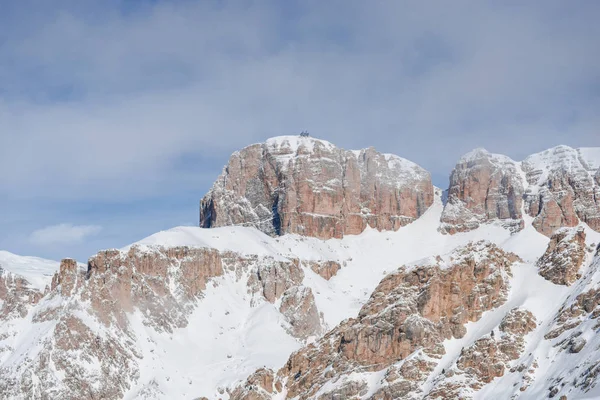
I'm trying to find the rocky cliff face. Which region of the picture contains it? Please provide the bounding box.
[0,241,336,399]
[441,146,600,237]
[230,241,521,400]
[2,140,600,400]
[200,136,434,239]
[537,226,587,286]
[229,238,600,400]
[0,268,46,321]
[440,148,524,234]
[427,308,538,398]
[523,146,600,236]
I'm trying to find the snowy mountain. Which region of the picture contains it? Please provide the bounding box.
[200,136,433,239]
[1,138,600,399]
[0,250,59,292]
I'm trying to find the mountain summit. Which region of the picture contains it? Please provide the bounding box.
[200,136,434,239]
[1,138,600,399]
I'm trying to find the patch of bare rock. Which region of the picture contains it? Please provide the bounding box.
[537,226,586,285]
[441,145,600,237]
[200,136,434,239]
[230,241,521,399]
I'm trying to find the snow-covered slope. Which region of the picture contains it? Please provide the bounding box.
[4,187,597,399]
[0,251,58,291]
[1,142,600,400]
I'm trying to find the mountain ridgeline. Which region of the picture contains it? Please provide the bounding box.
[1,136,600,400]
[201,137,600,239]
[200,136,434,239]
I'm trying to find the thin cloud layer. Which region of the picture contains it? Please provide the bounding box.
[29,223,102,246]
[0,1,598,260]
[1,1,598,200]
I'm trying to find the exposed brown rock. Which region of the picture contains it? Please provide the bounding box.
[542,256,600,395]
[537,226,586,285]
[271,241,518,399]
[51,258,80,296]
[84,245,225,332]
[545,286,600,340]
[0,269,45,320]
[247,257,304,303]
[428,308,536,398]
[200,136,434,239]
[523,146,600,236]
[279,286,323,339]
[307,260,342,280]
[459,309,535,381]
[442,145,600,237]
[229,368,278,400]
[440,148,524,234]
[371,358,436,400]
[0,244,324,400]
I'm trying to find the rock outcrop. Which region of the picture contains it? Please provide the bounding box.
[0,268,45,321]
[0,244,330,399]
[279,286,323,340]
[3,140,600,400]
[523,146,600,236]
[51,258,80,296]
[247,257,304,304]
[440,148,524,234]
[0,251,55,322]
[540,250,600,397]
[200,136,434,239]
[231,241,520,399]
[428,308,537,398]
[441,146,600,237]
[537,226,586,285]
[306,260,342,280]
[229,368,280,400]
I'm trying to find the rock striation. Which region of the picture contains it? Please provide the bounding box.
[441,145,600,237]
[523,146,600,236]
[200,136,434,239]
[440,148,524,234]
[537,226,586,285]
[0,244,330,399]
[428,308,537,398]
[231,241,520,399]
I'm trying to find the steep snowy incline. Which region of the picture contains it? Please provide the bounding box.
[228,218,600,400]
[0,251,59,291]
[475,230,600,400]
[2,141,600,400]
[137,188,533,329]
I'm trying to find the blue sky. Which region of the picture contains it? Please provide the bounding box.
[1,0,599,262]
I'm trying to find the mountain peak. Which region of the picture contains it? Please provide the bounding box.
[265,135,336,151]
[200,136,434,239]
[460,147,490,160]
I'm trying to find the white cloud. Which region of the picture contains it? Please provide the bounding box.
[0,1,600,200]
[29,224,102,246]
[1,1,598,261]
[0,2,598,197]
